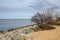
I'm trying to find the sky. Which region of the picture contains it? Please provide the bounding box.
[0,0,60,19]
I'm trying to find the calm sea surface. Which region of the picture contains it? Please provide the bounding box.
[0,19,33,32]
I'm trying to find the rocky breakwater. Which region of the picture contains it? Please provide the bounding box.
[0,25,37,40]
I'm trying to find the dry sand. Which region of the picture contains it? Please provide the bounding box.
[30,25,60,40]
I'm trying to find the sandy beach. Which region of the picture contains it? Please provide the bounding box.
[30,25,60,40]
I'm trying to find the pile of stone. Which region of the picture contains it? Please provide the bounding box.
[0,25,35,40]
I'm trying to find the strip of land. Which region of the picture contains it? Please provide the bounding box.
[0,25,60,40]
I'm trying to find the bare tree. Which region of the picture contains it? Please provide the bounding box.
[31,6,57,29]
[31,13,44,28]
[31,13,45,30]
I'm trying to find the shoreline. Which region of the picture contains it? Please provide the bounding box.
[0,24,60,40]
[0,24,36,34]
[0,24,37,40]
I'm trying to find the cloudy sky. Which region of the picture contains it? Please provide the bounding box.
[0,0,60,19]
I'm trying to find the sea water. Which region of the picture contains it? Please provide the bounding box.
[0,19,33,32]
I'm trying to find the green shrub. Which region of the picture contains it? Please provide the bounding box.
[0,30,3,33]
[8,29,14,32]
